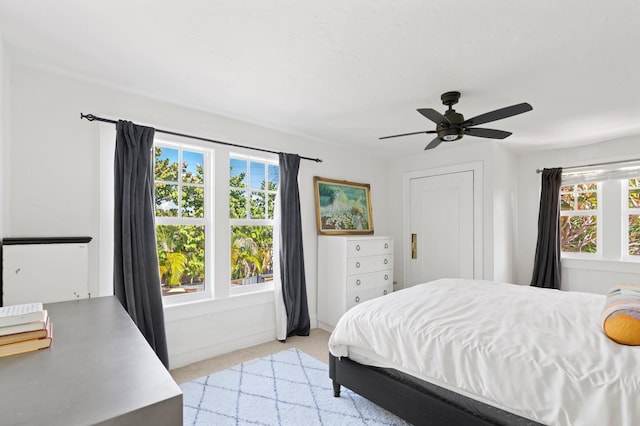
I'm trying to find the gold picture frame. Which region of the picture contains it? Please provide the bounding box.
[313,176,374,235]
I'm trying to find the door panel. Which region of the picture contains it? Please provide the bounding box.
[409,171,474,285]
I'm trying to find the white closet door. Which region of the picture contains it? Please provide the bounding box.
[409,170,474,285]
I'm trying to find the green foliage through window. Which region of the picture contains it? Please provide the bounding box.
[230,157,278,285]
[154,145,206,294]
[560,183,599,254]
[628,178,640,256]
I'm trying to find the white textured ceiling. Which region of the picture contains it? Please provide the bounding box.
[1,0,639,157]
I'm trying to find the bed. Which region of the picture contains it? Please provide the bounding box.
[328,278,640,426]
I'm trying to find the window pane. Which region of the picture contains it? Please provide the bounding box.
[577,192,597,210]
[268,164,279,189]
[560,215,597,253]
[560,193,574,210]
[230,158,247,188]
[155,183,178,217]
[156,224,205,296]
[230,190,247,219]
[155,147,179,181]
[250,162,266,190]
[182,150,204,184]
[630,178,640,189]
[560,185,574,192]
[629,189,640,209]
[629,215,640,256]
[268,193,276,219]
[230,225,273,285]
[250,191,266,219]
[182,186,204,218]
[577,183,597,191]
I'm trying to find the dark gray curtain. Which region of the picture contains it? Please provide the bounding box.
[278,153,310,337]
[531,167,563,289]
[114,120,169,368]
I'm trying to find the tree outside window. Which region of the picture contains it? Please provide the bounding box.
[229,156,278,286]
[626,178,640,257]
[154,145,207,296]
[560,183,599,254]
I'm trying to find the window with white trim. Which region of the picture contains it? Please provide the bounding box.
[154,142,210,297]
[624,178,640,258]
[229,154,279,290]
[560,182,600,255]
[559,163,640,261]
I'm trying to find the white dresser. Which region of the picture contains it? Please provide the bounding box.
[317,235,394,331]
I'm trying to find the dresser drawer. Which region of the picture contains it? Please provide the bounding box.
[347,270,392,292]
[347,254,392,275]
[347,239,392,258]
[346,284,393,310]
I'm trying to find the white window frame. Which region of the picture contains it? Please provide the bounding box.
[623,177,640,261]
[229,153,279,296]
[559,182,601,259]
[559,162,640,264]
[155,140,214,305]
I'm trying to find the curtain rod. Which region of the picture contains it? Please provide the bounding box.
[80,113,322,163]
[536,157,640,173]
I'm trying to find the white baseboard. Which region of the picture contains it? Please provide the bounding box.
[169,328,275,369]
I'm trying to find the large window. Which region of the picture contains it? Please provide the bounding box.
[559,164,640,262]
[624,178,640,258]
[154,143,208,296]
[229,155,279,288]
[560,182,599,254]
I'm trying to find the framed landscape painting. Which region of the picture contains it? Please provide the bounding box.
[314,176,374,235]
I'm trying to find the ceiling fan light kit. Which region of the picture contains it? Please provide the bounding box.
[380,91,532,150]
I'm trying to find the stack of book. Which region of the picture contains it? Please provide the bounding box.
[0,302,53,358]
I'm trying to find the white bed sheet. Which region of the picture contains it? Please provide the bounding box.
[328,278,640,426]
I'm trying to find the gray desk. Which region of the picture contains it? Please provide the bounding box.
[0,296,182,425]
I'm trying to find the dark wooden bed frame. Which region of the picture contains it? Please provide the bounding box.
[329,354,541,426]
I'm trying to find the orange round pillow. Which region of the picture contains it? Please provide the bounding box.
[601,285,640,346]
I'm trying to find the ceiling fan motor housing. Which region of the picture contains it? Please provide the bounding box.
[439,108,464,141]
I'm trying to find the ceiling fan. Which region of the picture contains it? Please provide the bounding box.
[380,91,532,150]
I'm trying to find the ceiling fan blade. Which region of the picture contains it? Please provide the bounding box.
[379,130,434,140]
[417,108,449,125]
[424,137,442,150]
[464,128,512,139]
[462,102,532,127]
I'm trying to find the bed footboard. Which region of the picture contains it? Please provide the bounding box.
[329,354,540,426]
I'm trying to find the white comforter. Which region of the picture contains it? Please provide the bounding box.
[328,278,640,426]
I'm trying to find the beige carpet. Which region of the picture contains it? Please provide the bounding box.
[170,328,331,384]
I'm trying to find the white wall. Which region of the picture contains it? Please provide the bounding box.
[6,61,391,367]
[515,136,640,293]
